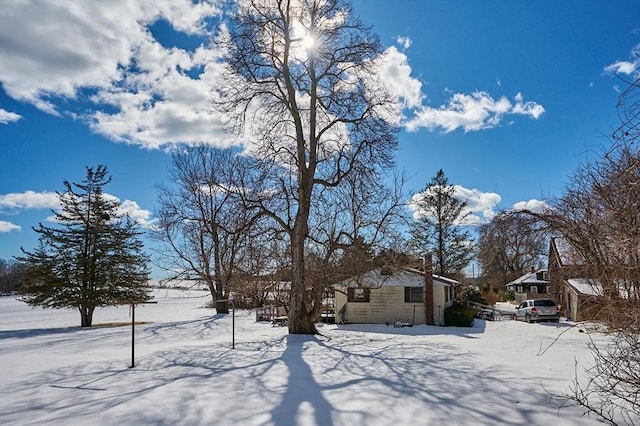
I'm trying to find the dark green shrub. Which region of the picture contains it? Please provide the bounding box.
[444,304,475,327]
[458,286,486,304]
[503,290,515,302]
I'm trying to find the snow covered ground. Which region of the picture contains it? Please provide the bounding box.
[0,289,609,425]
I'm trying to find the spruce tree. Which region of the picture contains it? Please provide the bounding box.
[18,165,150,327]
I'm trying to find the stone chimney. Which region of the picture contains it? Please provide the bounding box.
[424,253,434,325]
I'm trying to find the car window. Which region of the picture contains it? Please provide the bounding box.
[518,302,526,309]
[534,299,556,307]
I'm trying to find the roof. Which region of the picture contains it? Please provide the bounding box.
[566,278,603,296]
[334,267,460,288]
[506,269,548,287]
[552,237,584,266]
[566,278,636,299]
[433,274,460,287]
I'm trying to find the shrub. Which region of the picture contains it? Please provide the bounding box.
[503,290,515,302]
[483,289,499,306]
[458,286,486,304]
[444,304,475,327]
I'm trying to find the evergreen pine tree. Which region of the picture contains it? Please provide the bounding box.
[410,169,474,278]
[18,165,150,327]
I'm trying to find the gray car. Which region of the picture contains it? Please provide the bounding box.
[514,299,560,323]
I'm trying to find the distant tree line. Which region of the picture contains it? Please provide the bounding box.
[0,259,25,294]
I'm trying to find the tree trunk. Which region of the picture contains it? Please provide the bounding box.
[80,305,94,327]
[205,276,229,314]
[215,300,229,314]
[288,227,317,335]
[215,276,229,314]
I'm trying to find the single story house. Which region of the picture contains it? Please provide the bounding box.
[333,267,458,326]
[505,268,549,303]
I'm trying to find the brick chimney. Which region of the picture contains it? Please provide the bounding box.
[424,253,434,325]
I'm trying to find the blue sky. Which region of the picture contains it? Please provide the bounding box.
[1,0,639,276]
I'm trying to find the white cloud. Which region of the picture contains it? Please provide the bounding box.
[117,199,156,229]
[102,194,156,229]
[396,36,412,50]
[0,220,21,232]
[405,91,544,133]
[0,108,22,124]
[0,0,225,148]
[511,93,545,118]
[512,198,548,213]
[0,0,546,147]
[377,46,424,110]
[604,43,640,76]
[605,60,638,75]
[409,185,501,225]
[0,191,155,229]
[454,186,501,224]
[0,191,60,210]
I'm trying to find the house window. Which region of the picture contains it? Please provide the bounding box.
[531,286,538,294]
[445,286,453,303]
[404,287,423,303]
[348,288,370,303]
[516,286,523,293]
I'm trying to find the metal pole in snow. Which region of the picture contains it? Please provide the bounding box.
[217,299,235,349]
[131,304,135,368]
[127,300,157,369]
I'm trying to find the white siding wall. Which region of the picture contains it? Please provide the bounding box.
[335,285,427,325]
[335,288,348,323]
[333,270,457,326]
[434,285,458,325]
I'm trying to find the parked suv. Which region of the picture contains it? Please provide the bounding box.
[515,299,560,323]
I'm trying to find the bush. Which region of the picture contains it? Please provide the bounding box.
[482,289,499,306]
[444,304,475,327]
[457,286,486,304]
[502,290,515,302]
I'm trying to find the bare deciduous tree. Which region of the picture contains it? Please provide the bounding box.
[303,170,409,315]
[228,230,292,311]
[533,76,640,424]
[216,0,399,334]
[0,259,25,294]
[477,211,548,290]
[154,145,263,313]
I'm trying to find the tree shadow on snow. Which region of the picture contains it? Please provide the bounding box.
[0,326,84,339]
[332,319,487,338]
[308,330,575,426]
[270,335,335,426]
[0,314,596,426]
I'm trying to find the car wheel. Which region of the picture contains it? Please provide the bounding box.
[525,314,531,323]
